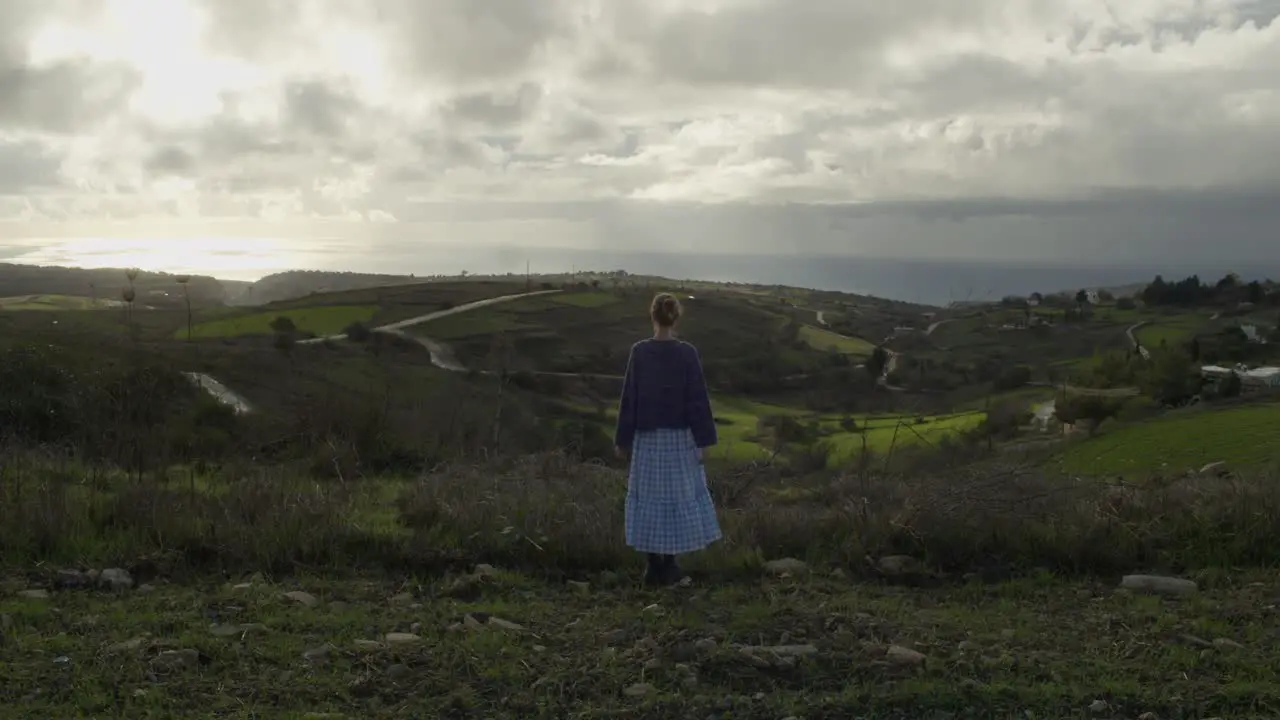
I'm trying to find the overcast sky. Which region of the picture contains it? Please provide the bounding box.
[2,0,1278,265]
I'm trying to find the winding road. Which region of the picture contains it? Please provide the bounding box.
[189,289,634,409]
[1126,321,1151,359]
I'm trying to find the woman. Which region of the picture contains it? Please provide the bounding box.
[614,292,722,586]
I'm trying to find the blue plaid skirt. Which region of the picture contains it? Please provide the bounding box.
[625,428,722,554]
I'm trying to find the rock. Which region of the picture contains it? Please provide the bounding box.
[1138,713,1159,720]
[567,580,590,595]
[353,639,385,651]
[107,636,148,654]
[694,638,718,653]
[136,584,155,595]
[957,640,979,652]
[736,648,774,669]
[1,613,11,631]
[623,683,655,698]
[463,614,485,630]
[1213,638,1244,651]
[55,569,91,589]
[303,644,333,662]
[443,574,484,600]
[328,601,350,612]
[390,592,413,605]
[763,558,808,576]
[1000,629,1016,640]
[1120,575,1197,596]
[99,568,133,592]
[886,645,926,666]
[1179,634,1213,648]
[1200,461,1228,475]
[384,633,420,644]
[642,603,664,616]
[386,664,411,681]
[876,555,920,575]
[603,629,628,645]
[17,589,49,600]
[754,644,818,658]
[487,617,524,632]
[1089,699,1108,714]
[232,583,253,591]
[643,658,662,671]
[209,624,246,638]
[474,564,497,577]
[283,591,320,607]
[152,649,199,671]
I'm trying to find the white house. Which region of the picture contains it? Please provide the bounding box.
[1240,324,1268,344]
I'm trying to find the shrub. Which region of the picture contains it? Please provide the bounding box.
[344,321,372,342]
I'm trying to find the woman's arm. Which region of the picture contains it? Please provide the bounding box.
[685,345,717,448]
[614,344,640,450]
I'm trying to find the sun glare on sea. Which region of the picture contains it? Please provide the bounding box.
[13,237,299,281]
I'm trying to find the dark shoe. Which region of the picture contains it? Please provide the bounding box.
[642,554,664,587]
[661,555,685,586]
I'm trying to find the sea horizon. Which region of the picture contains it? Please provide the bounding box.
[7,239,1280,307]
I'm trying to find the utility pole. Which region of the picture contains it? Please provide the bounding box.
[526,259,530,292]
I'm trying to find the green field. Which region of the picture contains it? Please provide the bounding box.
[550,291,620,308]
[0,294,124,311]
[184,305,379,339]
[824,411,986,464]
[1056,402,1280,475]
[1135,318,1203,348]
[797,325,875,356]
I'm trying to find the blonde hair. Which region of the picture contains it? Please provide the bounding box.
[650,292,682,327]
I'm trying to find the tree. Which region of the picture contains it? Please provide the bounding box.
[865,346,889,377]
[1055,394,1122,435]
[344,321,372,342]
[1141,345,1199,405]
[1116,297,1137,310]
[1075,289,1089,306]
[1029,292,1044,304]
[269,316,297,335]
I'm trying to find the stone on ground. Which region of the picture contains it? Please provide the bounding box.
[1119,575,1197,596]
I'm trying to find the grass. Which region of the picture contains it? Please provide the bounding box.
[4,570,1280,717]
[1055,401,1280,475]
[0,294,124,311]
[550,291,620,308]
[1136,319,1203,348]
[796,325,875,356]
[410,309,534,340]
[184,305,379,339]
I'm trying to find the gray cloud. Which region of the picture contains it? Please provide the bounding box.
[0,137,63,193]
[0,0,1278,266]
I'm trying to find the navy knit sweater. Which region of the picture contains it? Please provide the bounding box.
[614,338,718,450]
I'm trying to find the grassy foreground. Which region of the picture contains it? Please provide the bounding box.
[4,568,1280,718]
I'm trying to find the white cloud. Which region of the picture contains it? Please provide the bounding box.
[0,0,1277,262]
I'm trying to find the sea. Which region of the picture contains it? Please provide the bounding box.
[7,238,1280,308]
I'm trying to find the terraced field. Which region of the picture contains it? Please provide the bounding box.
[0,294,124,311]
[797,325,876,356]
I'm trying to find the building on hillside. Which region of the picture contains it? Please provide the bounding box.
[1240,324,1268,344]
[1201,364,1280,392]
[1085,290,1101,304]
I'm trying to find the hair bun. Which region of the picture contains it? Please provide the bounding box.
[650,292,683,327]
